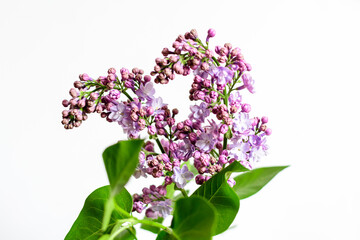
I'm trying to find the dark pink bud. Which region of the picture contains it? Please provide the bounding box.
[62,110,69,118]
[260,124,267,131]
[167,118,175,126]
[62,100,69,107]
[162,48,170,56]
[241,103,251,113]
[224,43,232,50]
[215,46,221,54]
[265,128,272,135]
[189,132,197,142]
[261,116,269,124]
[108,68,116,74]
[147,126,156,135]
[207,28,216,38]
[130,112,139,121]
[164,176,172,185]
[219,124,229,134]
[178,133,186,139]
[69,88,79,98]
[145,209,157,219]
[218,155,227,165]
[157,128,166,135]
[184,119,192,127]
[146,106,154,116]
[195,175,205,185]
[218,56,226,63]
[77,99,86,108]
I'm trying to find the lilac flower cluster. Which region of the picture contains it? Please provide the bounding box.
[61,28,272,219]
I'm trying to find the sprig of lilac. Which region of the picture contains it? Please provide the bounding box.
[61,28,273,219]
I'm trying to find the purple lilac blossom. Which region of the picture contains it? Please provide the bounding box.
[148,97,166,115]
[229,91,242,107]
[171,165,194,188]
[242,73,255,94]
[232,112,254,137]
[196,132,216,152]
[189,102,210,122]
[108,102,127,122]
[210,66,234,85]
[135,82,156,100]
[173,139,194,161]
[150,199,173,218]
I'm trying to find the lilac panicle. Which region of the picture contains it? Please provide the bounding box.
[61,28,272,217]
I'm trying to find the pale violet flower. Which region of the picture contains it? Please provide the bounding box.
[242,73,255,94]
[211,66,234,85]
[108,102,127,122]
[148,97,166,115]
[150,199,173,218]
[196,132,216,153]
[171,165,194,188]
[229,140,250,162]
[232,112,253,137]
[189,102,210,122]
[135,82,156,100]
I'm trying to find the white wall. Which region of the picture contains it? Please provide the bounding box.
[0,0,359,239]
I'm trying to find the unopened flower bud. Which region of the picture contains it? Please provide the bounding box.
[265,128,272,135]
[241,103,251,113]
[261,116,268,124]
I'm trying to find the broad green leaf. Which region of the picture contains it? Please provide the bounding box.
[140,217,164,234]
[102,139,143,230]
[99,235,110,240]
[65,186,133,240]
[191,161,248,235]
[111,225,137,240]
[233,166,289,200]
[170,196,217,240]
[156,231,176,240]
[103,139,144,195]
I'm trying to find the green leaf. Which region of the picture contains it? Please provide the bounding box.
[156,231,176,240]
[65,186,133,240]
[103,139,144,195]
[233,166,289,200]
[170,196,217,240]
[191,161,248,235]
[102,139,143,230]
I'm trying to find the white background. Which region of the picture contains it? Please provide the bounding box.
[1,0,360,239]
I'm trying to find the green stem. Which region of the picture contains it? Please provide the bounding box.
[109,224,133,240]
[113,201,132,218]
[122,90,134,101]
[155,137,166,154]
[212,56,220,66]
[180,188,188,198]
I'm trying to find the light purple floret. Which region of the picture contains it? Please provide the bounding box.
[242,73,255,94]
[189,102,210,122]
[196,132,216,153]
[211,66,234,85]
[171,165,194,188]
[150,199,173,218]
[135,82,156,100]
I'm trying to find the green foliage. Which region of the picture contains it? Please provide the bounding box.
[170,196,217,240]
[103,139,144,195]
[191,161,248,235]
[102,140,144,230]
[65,186,133,240]
[233,166,289,199]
